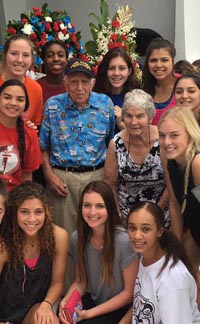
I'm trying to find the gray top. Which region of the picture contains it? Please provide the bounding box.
[71,227,137,304]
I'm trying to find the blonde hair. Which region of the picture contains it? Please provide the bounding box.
[158,106,200,213]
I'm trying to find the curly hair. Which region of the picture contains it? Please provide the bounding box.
[0,181,55,272]
[40,39,68,61]
[77,180,122,285]
[143,37,176,97]
[0,178,8,209]
[93,47,141,95]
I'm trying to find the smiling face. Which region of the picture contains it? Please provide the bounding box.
[64,72,94,109]
[4,39,33,78]
[128,208,163,263]
[148,48,173,81]
[174,78,200,120]
[0,85,26,127]
[43,43,68,75]
[123,106,149,136]
[17,198,45,237]
[82,191,108,231]
[158,118,190,165]
[107,56,131,94]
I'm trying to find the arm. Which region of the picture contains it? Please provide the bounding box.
[59,263,87,324]
[22,172,32,182]
[191,154,200,185]
[75,258,139,322]
[42,150,68,197]
[160,151,183,240]
[0,244,8,275]
[104,139,120,210]
[34,225,69,323]
[118,305,132,324]
[104,139,119,190]
[114,106,125,131]
[157,187,169,210]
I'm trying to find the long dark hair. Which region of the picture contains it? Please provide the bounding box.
[128,201,195,277]
[173,72,200,92]
[94,47,141,95]
[0,181,55,271]
[143,37,176,97]
[77,180,122,285]
[0,79,30,169]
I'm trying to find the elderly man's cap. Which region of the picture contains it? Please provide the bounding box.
[65,59,94,78]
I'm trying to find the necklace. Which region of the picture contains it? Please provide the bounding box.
[91,236,104,250]
[127,126,151,168]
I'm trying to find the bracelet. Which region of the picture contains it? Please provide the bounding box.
[43,299,53,308]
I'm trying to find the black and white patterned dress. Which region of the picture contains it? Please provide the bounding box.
[114,132,169,227]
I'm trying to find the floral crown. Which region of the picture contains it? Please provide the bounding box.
[85,0,142,80]
[4,3,84,70]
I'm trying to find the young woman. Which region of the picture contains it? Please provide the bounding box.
[94,47,141,133]
[37,40,68,103]
[0,34,43,127]
[0,181,69,324]
[126,201,200,323]
[0,79,42,191]
[158,106,200,306]
[174,72,200,125]
[59,180,139,324]
[143,37,178,125]
[104,89,169,227]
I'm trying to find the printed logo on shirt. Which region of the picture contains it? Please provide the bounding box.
[0,144,20,174]
[133,277,155,323]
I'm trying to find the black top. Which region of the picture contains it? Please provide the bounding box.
[168,158,200,246]
[0,250,52,324]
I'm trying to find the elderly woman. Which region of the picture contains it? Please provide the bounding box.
[104,89,169,226]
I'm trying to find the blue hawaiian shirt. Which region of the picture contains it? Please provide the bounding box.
[39,91,115,167]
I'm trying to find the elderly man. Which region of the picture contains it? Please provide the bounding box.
[40,59,115,235]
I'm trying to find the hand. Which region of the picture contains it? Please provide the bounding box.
[75,308,89,322]
[46,172,68,197]
[34,302,54,324]
[58,296,71,324]
[26,120,38,132]
[114,105,122,120]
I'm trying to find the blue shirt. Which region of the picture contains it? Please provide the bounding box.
[39,91,115,167]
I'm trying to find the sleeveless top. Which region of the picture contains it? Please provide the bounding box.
[168,158,200,246]
[114,133,169,226]
[0,250,52,324]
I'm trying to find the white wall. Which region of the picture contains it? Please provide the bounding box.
[175,0,200,62]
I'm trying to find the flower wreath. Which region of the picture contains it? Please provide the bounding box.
[4,3,84,70]
[84,0,142,80]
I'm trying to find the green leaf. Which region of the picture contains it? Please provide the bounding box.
[89,22,98,41]
[89,13,102,25]
[85,40,98,56]
[21,13,30,20]
[42,3,48,13]
[100,0,109,24]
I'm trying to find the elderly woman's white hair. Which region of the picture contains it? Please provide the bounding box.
[122,89,156,121]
